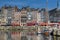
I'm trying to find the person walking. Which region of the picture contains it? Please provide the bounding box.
[50,30,54,40]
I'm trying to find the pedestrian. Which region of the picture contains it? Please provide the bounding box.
[50,30,54,40]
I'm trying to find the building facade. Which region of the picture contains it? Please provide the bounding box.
[0,9,1,25]
[0,6,50,26]
[12,11,21,26]
[49,8,60,23]
[20,7,27,26]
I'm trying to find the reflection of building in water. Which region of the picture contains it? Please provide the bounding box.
[11,32,21,40]
[21,31,37,40]
[27,35,37,40]
[0,31,38,40]
[21,32,28,40]
[0,31,7,40]
[21,36,28,40]
[6,31,12,40]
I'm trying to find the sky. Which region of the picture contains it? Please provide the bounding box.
[0,0,60,10]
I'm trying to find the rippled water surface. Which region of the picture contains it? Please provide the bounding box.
[0,30,39,40]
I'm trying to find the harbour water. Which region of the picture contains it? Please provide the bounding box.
[0,26,60,40]
[0,30,53,40]
[0,30,48,40]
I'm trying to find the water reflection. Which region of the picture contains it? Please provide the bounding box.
[0,30,21,40]
[0,30,38,40]
[0,30,50,40]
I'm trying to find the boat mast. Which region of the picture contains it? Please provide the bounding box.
[46,0,50,23]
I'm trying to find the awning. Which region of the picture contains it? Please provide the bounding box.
[27,21,37,26]
[39,22,48,26]
[11,23,20,26]
[38,22,59,26]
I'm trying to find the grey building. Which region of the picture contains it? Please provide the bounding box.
[49,8,60,23]
[1,6,14,25]
[7,8,13,25]
[40,8,47,22]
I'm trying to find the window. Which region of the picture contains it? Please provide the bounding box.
[28,15,31,17]
[28,18,31,20]
[21,19,27,22]
[21,16,27,18]
[27,12,32,21]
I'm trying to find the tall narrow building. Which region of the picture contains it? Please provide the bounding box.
[20,7,27,26]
